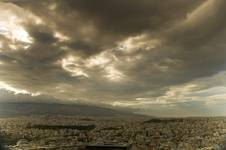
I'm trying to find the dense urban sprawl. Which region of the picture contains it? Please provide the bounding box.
[0,116,226,149]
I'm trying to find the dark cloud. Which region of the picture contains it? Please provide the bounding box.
[12,0,205,56]
[118,0,226,92]
[2,0,226,116]
[67,41,99,56]
[60,0,203,35]
[28,25,58,44]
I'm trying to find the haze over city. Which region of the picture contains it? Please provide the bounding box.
[1,0,226,117]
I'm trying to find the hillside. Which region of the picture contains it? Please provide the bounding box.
[0,102,148,120]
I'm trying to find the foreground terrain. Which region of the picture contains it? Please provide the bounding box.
[0,116,226,150]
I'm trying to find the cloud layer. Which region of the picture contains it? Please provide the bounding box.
[0,0,226,116]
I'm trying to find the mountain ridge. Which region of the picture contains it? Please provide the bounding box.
[0,102,150,120]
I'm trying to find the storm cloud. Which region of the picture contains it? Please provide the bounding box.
[0,0,226,116]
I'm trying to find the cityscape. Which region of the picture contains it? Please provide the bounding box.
[0,115,226,149]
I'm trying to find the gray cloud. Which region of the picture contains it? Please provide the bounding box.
[1,0,226,116]
[13,0,205,56]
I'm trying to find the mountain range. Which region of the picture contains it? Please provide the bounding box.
[0,102,149,120]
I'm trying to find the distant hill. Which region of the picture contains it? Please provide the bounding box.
[0,102,149,120]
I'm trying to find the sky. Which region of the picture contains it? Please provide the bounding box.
[0,0,226,117]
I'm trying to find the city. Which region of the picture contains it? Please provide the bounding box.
[0,116,226,149]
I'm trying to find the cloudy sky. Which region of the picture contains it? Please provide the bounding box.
[0,0,226,116]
